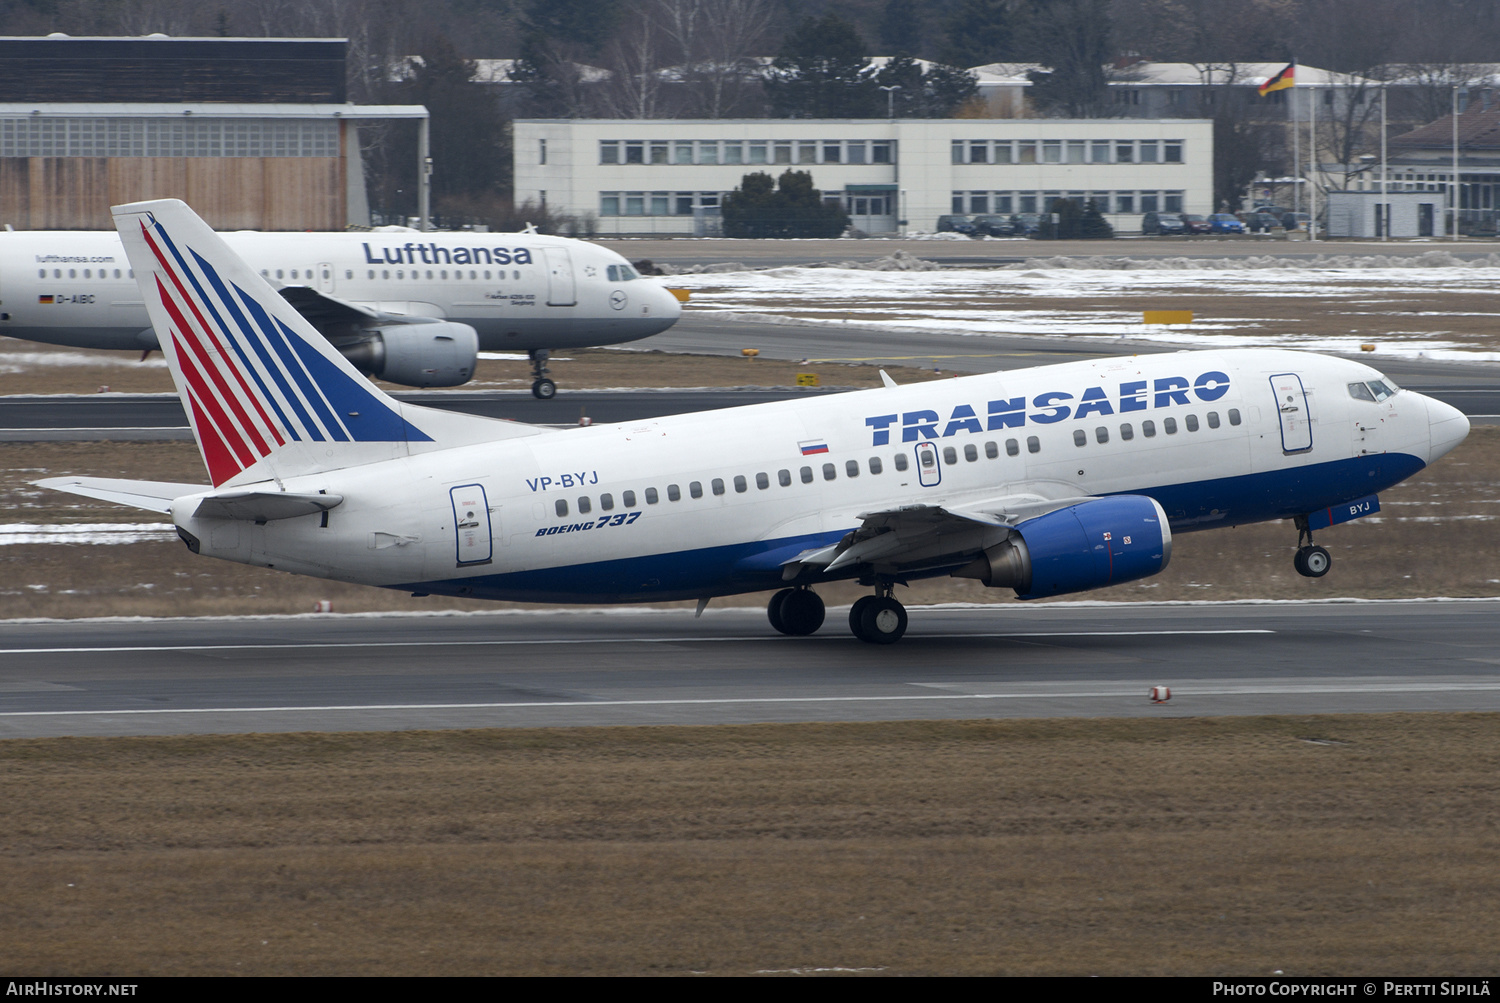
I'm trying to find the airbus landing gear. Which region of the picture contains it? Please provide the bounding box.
[768,587,825,636]
[529,349,556,400]
[849,584,908,644]
[1292,515,1332,578]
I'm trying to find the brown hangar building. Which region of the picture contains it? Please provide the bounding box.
[0,35,427,231]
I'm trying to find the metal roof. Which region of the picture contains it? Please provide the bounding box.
[0,103,427,119]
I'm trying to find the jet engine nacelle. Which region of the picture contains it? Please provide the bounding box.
[337,321,479,388]
[956,495,1172,599]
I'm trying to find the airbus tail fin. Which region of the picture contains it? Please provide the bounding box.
[112,199,540,487]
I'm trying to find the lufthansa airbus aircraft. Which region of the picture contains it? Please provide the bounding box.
[39,200,1471,643]
[0,226,682,396]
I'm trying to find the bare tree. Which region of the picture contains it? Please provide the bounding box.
[654,0,775,118]
[598,2,667,118]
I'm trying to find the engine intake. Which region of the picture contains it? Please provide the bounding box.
[955,495,1172,599]
[337,321,479,388]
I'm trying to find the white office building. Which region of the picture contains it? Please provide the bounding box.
[514,118,1214,236]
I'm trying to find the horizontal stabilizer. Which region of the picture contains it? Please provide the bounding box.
[34,476,207,514]
[194,490,343,522]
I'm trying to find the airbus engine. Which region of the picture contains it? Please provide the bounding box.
[336,321,479,388]
[955,495,1172,599]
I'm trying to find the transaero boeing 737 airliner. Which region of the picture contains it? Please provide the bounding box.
[0,226,682,396]
[39,200,1470,644]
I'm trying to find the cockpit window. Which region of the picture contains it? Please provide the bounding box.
[606,264,639,282]
[1350,379,1398,403]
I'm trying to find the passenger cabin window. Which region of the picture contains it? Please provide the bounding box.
[845,460,859,478]
[1120,423,1134,440]
[690,481,704,499]
[985,441,998,459]
[1143,420,1156,437]
[965,444,978,462]
[578,497,591,514]
[1207,412,1221,429]
[1096,427,1109,444]
[894,454,909,471]
[756,472,769,489]
[667,484,681,501]
[623,490,637,507]
[869,457,883,474]
[1006,439,1019,456]
[734,475,748,492]
[1027,436,1040,453]
[801,466,814,483]
[1074,429,1087,447]
[1186,414,1200,432]
[823,463,837,481]
[1228,409,1241,426]
[555,499,568,517]
[600,493,614,511]
[779,469,792,486]
[645,488,659,504]
[1164,417,1178,434]
[943,447,957,465]
[711,478,725,496]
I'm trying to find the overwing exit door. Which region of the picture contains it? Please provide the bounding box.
[915,441,942,487]
[1269,373,1313,454]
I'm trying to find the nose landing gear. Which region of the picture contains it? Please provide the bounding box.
[529,349,556,399]
[1292,515,1332,578]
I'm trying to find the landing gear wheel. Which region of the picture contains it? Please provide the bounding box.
[856,596,908,644]
[849,596,877,637]
[776,588,825,636]
[1294,545,1331,578]
[531,378,557,400]
[767,588,796,634]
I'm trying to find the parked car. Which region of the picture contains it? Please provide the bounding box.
[936,214,977,235]
[1207,213,1246,234]
[1181,213,1211,234]
[1239,210,1281,233]
[1142,211,1189,235]
[971,214,1017,236]
[1010,212,1045,236]
[1252,204,1290,218]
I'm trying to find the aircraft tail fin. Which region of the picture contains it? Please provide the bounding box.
[111,198,540,488]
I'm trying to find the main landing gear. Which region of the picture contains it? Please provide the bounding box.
[766,585,909,644]
[1292,515,1332,578]
[529,349,556,400]
[768,587,825,636]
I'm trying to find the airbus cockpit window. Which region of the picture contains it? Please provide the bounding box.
[607,264,640,282]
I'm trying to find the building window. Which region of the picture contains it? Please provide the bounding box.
[774,141,792,164]
[1017,141,1036,164]
[1042,140,1061,163]
[872,141,892,163]
[625,141,643,164]
[970,194,989,213]
[1067,140,1086,163]
[749,141,767,164]
[698,140,717,164]
[970,141,988,164]
[539,138,546,164]
[1164,141,1183,163]
[724,142,743,164]
[1116,141,1133,163]
[846,141,866,164]
[650,141,668,164]
[1139,141,1160,163]
[993,141,1013,164]
[674,141,694,164]
[1116,193,1134,213]
[823,141,842,163]
[798,142,817,164]
[600,141,619,164]
[625,193,645,215]
[1140,193,1158,212]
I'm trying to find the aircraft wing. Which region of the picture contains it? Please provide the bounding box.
[35,476,208,514]
[783,492,1100,578]
[276,286,381,326]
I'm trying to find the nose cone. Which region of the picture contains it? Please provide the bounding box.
[1424,394,1470,463]
[657,282,684,322]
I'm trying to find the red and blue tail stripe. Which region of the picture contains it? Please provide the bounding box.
[137,215,429,485]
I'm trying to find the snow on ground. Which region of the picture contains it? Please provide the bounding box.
[664,257,1500,361]
[0,523,177,545]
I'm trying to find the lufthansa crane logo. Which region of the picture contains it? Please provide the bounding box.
[609,290,628,311]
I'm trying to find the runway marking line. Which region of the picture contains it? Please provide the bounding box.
[5,678,1500,719]
[0,629,1275,656]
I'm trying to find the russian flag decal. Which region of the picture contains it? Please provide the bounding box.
[799,440,829,455]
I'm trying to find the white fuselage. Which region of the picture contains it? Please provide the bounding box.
[0,230,681,352]
[170,348,1468,603]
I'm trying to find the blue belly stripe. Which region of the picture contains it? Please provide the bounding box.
[394,452,1427,604]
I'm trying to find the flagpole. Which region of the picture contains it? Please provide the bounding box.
[1310,79,1317,241]
[1292,59,1301,216]
[1381,82,1388,241]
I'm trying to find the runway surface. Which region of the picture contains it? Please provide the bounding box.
[2,600,1498,738]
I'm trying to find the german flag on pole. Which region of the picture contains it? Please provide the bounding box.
[1258,62,1295,96]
